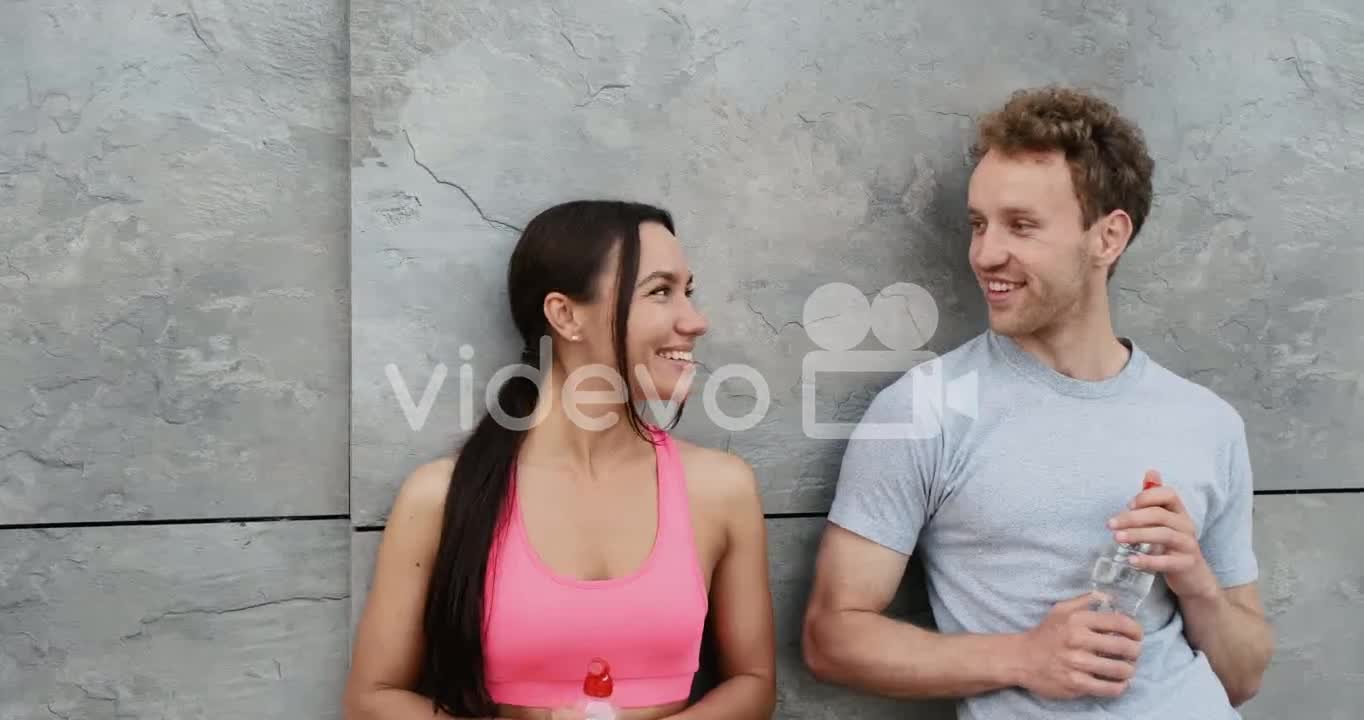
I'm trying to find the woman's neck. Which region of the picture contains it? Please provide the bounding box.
[518,380,651,474]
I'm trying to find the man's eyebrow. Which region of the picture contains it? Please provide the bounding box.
[968,206,1040,217]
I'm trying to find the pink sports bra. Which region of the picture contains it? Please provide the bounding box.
[482,427,709,709]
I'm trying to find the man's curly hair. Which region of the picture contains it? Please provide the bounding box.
[972,86,1155,275]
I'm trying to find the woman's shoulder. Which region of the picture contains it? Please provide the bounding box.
[387,456,457,527]
[670,435,761,509]
[365,457,458,582]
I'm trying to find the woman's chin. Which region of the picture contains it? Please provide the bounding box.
[669,374,697,402]
[637,360,699,404]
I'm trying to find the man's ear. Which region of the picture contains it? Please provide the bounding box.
[1094,209,1134,272]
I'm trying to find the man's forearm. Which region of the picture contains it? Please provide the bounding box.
[1179,589,1274,705]
[803,608,1025,699]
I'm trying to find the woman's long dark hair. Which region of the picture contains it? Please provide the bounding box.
[416,200,684,717]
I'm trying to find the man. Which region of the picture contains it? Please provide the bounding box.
[801,86,1274,719]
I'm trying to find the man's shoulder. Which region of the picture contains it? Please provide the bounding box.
[1138,351,1247,436]
[850,330,1005,444]
[872,331,999,405]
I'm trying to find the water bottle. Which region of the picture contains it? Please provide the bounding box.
[1089,540,1157,615]
[1089,476,1163,616]
[577,657,617,720]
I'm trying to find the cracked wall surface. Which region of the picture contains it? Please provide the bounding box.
[0,0,350,523]
[348,1,1363,718]
[0,520,351,720]
[3,0,1362,718]
[1243,496,1364,719]
[1,1,353,718]
[351,0,1363,526]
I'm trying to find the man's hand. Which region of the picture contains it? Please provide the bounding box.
[1107,470,1220,601]
[1016,593,1144,700]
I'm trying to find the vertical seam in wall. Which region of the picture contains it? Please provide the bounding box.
[344,0,357,638]
[344,0,362,653]
[344,0,355,532]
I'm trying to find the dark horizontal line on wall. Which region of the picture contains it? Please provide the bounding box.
[1253,487,1363,496]
[346,490,1364,534]
[0,513,350,531]
[10,489,1359,534]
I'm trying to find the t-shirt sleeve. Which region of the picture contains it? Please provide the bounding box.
[826,375,942,557]
[1199,416,1259,588]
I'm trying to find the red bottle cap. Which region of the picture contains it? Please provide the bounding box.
[583,658,613,698]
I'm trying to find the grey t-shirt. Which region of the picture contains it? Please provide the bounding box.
[827,329,1259,719]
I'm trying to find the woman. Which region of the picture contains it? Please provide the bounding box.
[343,200,777,720]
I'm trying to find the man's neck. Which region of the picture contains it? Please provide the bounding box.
[1012,302,1131,382]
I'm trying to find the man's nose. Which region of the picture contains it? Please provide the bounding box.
[972,226,1009,268]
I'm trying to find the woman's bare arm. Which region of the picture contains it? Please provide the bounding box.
[669,452,776,720]
[343,459,504,720]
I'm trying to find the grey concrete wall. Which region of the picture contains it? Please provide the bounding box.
[1245,496,1364,719]
[351,0,1363,522]
[1,0,353,717]
[1,0,350,524]
[345,2,1361,718]
[3,520,351,720]
[4,0,1363,718]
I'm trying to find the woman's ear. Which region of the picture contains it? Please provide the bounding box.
[543,291,582,343]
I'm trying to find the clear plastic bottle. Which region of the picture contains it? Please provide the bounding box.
[577,657,617,720]
[1089,539,1157,616]
[1089,476,1163,617]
